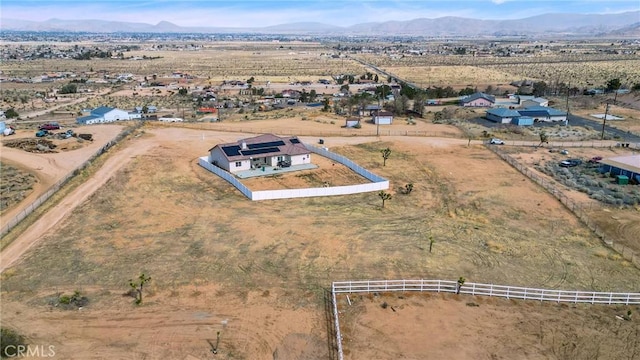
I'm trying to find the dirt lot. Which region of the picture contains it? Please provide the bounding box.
[1,122,639,359]
[0,124,124,226]
[338,292,640,360]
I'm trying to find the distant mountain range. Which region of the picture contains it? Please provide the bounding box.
[1,11,639,37]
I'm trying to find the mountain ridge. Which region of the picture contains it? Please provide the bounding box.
[1,11,639,36]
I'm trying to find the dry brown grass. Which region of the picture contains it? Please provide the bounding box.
[2,127,639,359]
[354,53,640,88]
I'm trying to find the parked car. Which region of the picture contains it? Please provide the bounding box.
[39,122,60,130]
[559,159,582,167]
[489,138,505,145]
[588,156,603,163]
[277,159,292,168]
[35,129,49,137]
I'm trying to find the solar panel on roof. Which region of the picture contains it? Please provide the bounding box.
[222,145,241,156]
[290,138,300,144]
[246,140,286,149]
[241,147,280,156]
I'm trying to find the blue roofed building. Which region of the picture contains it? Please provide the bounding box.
[599,154,640,184]
[77,106,141,125]
[486,106,565,125]
[517,106,567,122]
[486,108,521,124]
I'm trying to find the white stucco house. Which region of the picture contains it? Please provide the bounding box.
[77,106,141,124]
[372,111,394,125]
[208,134,311,173]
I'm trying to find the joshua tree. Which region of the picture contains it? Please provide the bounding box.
[381,147,391,166]
[429,236,434,253]
[539,131,549,147]
[378,191,392,208]
[456,277,466,294]
[404,183,414,194]
[129,273,151,305]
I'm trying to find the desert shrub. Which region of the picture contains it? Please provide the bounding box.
[1,328,26,358]
[53,291,88,309]
[565,180,577,188]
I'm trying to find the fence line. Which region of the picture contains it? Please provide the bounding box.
[330,279,640,360]
[0,123,142,239]
[155,122,463,139]
[501,140,639,149]
[485,145,639,267]
[198,144,389,201]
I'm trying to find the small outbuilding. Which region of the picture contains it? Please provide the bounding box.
[345,117,361,128]
[372,111,394,125]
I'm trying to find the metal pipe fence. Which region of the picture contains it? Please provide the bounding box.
[331,279,640,360]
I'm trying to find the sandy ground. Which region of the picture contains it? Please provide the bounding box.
[0,125,124,228]
[1,122,638,359]
[339,292,639,360]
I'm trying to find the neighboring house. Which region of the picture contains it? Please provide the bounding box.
[345,117,361,128]
[76,106,141,125]
[372,111,394,125]
[208,134,311,173]
[461,92,495,107]
[485,108,521,124]
[134,105,157,113]
[517,106,567,122]
[360,104,381,116]
[486,106,563,125]
[519,96,549,107]
[599,154,640,183]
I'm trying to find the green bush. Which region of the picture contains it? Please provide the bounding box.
[1,328,26,358]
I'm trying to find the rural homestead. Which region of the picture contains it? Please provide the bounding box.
[1,2,639,360]
[208,134,311,173]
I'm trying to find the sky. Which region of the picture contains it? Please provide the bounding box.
[2,0,639,28]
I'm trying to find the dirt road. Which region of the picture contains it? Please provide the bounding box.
[0,125,124,226]
[0,127,469,273]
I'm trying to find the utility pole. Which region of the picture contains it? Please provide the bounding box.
[601,102,610,140]
[565,82,570,115]
[376,95,380,137]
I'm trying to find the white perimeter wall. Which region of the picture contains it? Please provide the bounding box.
[198,144,389,201]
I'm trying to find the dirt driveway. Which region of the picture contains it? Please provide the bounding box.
[1,124,638,360]
[0,125,124,227]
